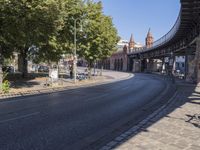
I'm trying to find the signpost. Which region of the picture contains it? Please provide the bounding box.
[49,68,58,86]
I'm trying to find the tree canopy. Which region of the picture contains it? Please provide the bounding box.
[0,0,119,73]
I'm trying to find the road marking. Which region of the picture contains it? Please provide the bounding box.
[0,112,40,124]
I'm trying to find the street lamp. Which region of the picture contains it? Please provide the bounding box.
[73,18,83,83]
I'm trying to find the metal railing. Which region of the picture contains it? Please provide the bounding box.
[131,10,181,54]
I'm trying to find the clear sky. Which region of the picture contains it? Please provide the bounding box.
[94,0,180,45]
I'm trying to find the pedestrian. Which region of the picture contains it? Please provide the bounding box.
[69,65,73,79]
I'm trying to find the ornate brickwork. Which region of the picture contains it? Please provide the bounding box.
[129,34,135,50]
[146,28,154,48]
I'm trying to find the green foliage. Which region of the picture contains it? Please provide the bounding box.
[1,80,10,93]
[76,1,119,65]
[0,0,67,61]
[0,0,119,68]
[0,71,10,93]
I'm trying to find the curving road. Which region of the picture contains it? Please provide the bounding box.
[0,71,172,150]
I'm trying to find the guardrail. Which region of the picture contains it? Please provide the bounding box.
[131,10,181,54]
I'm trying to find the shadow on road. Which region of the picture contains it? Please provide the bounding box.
[1,73,199,150]
[93,75,200,150]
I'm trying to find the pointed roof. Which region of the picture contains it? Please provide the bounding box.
[129,34,134,43]
[147,28,153,37]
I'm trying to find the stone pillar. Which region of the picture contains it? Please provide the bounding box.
[147,59,155,72]
[185,50,188,79]
[123,56,127,71]
[196,37,200,84]
[185,37,200,83]
[132,59,136,72]
[146,59,150,72]
[172,55,176,75]
[161,57,165,74]
[132,59,141,72]
[168,54,176,83]
[185,54,196,82]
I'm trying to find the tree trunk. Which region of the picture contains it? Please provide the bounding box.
[88,61,92,79]
[20,48,29,78]
[93,60,97,76]
[100,65,103,76]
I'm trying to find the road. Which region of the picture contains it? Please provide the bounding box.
[0,71,173,150]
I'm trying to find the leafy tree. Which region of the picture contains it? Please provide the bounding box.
[0,0,119,81]
[59,0,87,55]
[77,1,119,75]
[0,0,67,77]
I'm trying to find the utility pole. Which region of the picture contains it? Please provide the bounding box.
[73,18,83,83]
[73,19,77,83]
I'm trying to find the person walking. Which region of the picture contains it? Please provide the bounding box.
[69,65,73,79]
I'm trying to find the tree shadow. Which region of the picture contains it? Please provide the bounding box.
[10,81,41,89]
[6,73,71,89]
[1,73,199,150]
[185,114,200,128]
[187,93,200,105]
[93,75,199,150]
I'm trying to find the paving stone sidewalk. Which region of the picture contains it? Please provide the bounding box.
[100,82,200,150]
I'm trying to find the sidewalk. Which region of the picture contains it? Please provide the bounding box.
[100,80,200,150]
[0,71,133,100]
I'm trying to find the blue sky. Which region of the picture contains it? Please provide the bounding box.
[94,0,180,45]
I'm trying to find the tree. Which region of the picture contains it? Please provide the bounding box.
[0,0,119,81]
[59,0,87,55]
[0,0,67,77]
[77,1,119,76]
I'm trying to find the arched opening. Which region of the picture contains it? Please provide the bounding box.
[114,59,117,70]
[121,58,123,71]
[117,59,120,71]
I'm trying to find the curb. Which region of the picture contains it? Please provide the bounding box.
[74,74,176,150]
[99,91,178,150]
[0,73,133,100]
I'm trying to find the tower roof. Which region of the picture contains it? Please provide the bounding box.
[147,28,153,37]
[129,34,134,43]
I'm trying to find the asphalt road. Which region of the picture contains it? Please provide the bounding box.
[0,72,171,150]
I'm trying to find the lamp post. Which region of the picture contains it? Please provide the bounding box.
[73,18,83,83]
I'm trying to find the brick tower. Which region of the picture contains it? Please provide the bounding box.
[146,28,154,48]
[129,34,135,51]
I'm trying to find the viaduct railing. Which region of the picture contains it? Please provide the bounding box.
[128,0,200,57]
[131,11,181,54]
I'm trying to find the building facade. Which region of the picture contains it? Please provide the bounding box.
[95,29,185,74]
[98,34,144,71]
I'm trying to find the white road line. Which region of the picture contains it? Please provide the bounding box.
[0,112,40,124]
